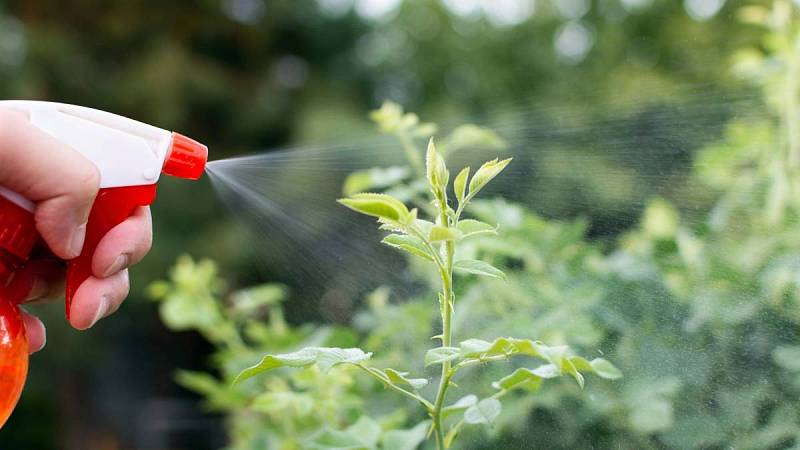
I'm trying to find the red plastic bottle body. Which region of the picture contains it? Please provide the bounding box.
[0,292,27,428]
[0,195,37,429]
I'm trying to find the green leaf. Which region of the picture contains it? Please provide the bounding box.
[308,429,368,450]
[508,339,547,358]
[457,337,610,389]
[411,219,434,236]
[453,259,506,280]
[252,391,314,416]
[338,193,409,222]
[308,417,382,450]
[536,345,584,387]
[382,421,431,450]
[468,157,512,197]
[456,219,497,239]
[370,101,407,134]
[229,284,286,317]
[442,394,478,419]
[381,234,434,262]
[464,398,502,425]
[589,358,623,379]
[642,198,680,239]
[459,337,545,359]
[348,416,381,447]
[443,124,507,156]
[444,424,462,450]
[454,167,470,204]
[563,359,584,388]
[568,356,622,381]
[459,338,494,355]
[234,347,372,383]
[383,368,428,390]
[429,225,461,242]
[343,166,410,196]
[492,368,547,392]
[425,347,461,366]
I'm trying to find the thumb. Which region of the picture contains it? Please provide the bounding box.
[0,109,100,259]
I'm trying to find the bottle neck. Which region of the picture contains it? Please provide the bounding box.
[0,192,38,288]
[0,249,22,286]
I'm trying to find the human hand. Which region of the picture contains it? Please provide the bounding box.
[0,109,153,353]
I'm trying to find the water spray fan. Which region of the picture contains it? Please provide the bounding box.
[0,101,208,428]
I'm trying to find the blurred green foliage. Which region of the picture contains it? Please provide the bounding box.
[153,2,800,448]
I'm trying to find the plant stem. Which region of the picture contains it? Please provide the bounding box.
[352,364,434,410]
[432,199,455,450]
[783,29,800,169]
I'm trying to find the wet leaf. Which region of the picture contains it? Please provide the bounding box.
[492,368,547,392]
[453,259,506,279]
[570,356,622,380]
[382,420,430,450]
[468,157,512,197]
[383,368,428,390]
[338,193,409,222]
[464,398,502,425]
[429,225,461,242]
[425,347,461,366]
[456,219,497,239]
[442,395,478,419]
[589,358,623,379]
[234,347,371,383]
[459,337,545,359]
[454,167,470,204]
[382,234,434,262]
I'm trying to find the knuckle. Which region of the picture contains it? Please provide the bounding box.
[74,163,101,202]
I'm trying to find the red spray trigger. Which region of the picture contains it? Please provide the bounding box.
[65,185,157,319]
[65,132,207,318]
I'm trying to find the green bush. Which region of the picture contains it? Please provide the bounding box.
[151,2,800,449]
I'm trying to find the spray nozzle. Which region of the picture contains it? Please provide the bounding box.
[162,132,208,180]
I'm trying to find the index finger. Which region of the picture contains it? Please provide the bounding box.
[0,109,100,259]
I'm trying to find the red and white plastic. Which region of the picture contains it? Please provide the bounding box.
[0,101,207,428]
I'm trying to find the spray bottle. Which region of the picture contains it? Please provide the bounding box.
[0,101,208,428]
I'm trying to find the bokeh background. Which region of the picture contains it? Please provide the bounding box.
[0,0,791,449]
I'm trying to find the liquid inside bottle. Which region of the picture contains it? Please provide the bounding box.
[0,295,28,428]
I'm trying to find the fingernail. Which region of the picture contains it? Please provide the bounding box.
[69,222,87,258]
[104,254,129,278]
[25,277,48,302]
[89,295,110,328]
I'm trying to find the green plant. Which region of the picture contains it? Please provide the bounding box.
[149,3,800,448]
[232,126,621,448]
[150,257,368,450]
